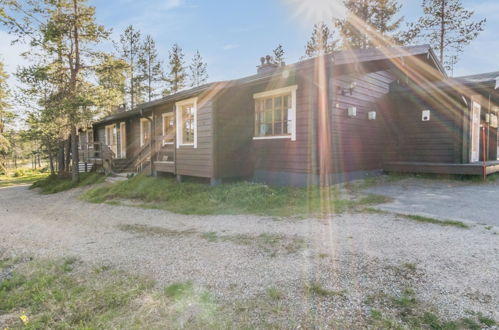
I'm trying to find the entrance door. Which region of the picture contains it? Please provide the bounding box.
[470,101,481,162]
[105,124,118,156]
[120,122,126,159]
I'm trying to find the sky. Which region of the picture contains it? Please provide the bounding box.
[1,0,498,89]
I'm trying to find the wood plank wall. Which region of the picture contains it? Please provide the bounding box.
[329,70,399,173]
[389,92,465,163]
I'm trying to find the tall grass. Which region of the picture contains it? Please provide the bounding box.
[0,168,50,188]
[81,175,371,217]
[31,172,105,194]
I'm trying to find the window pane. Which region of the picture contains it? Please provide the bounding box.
[181,104,195,144]
[262,124,272,136]
[274,108,282,123]
[264,109,273,123]
[274,96,282,108]
[265,98,273,110]
[284,95,290,108]
[274,122,282,135]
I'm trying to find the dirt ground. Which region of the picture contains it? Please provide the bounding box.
[0,184,498,327]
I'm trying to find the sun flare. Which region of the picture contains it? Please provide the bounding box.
[282,0,346,25]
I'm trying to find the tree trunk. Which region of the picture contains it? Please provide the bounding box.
[48,148,55,176]
[71,125,79,182]
[440,0,446,63]
[65,138,71,174]
[58,141,65,176]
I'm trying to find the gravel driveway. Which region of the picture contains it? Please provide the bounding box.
[1,184,498,326]
[365,178,499,226]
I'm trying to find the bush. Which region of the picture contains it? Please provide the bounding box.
[13,169,26,177]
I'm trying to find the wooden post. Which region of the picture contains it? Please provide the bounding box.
[482,126,487,181]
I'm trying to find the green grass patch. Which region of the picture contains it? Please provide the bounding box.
[30,172,105,194]
[400,214,469,229]
[80,175,380,217]
[0,257,154,329]
[0,169,49,188]
[304,282,346,298]
[164,281,194,300]
[367,288,497,330]
[266,288,285,301]
[358,194,393,205]
[118,224,197,237]
[200,231,306,256]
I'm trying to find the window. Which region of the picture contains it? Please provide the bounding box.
[162,113,175,145]
[87,130,94,149]
[105,125,116,146]
[253,85,297,141]
[176,98,197,148]
[140,118,151,147]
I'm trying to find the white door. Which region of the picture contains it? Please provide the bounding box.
[470,101,481,162]
[120,122,126,159]
[105,125,118,156]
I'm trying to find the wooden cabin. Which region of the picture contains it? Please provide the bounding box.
[79,45,499,185]
[386,71,499,175]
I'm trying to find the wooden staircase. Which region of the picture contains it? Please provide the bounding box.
[111,159,135,173]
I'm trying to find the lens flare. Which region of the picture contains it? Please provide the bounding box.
[282,0,346,25]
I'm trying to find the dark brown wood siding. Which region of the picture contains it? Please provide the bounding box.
[150,96,214,178]
[388,91,466,163]
[328,69,399,173]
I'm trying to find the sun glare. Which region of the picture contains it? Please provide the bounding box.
[282,0,346,25]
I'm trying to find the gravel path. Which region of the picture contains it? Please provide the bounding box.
[1,184,498,326]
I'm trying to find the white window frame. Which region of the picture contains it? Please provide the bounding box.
[253,85,297,141]
[119,122,126,159]
[139,118,151,147]
[162,112,175,145]
[175,97,198,149]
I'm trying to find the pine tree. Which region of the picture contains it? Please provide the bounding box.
[273,44,285,65]
[117,25,142,109]
[189,50,208,87]
[0,59,12,173]
[95,54,127,115]
[304,22,339,58]
[164,43,186,95]
[402,0,486,71]
[336,0,404,49]
[139,35,164,102]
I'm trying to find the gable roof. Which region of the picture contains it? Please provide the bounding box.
[94,44,443,126]
[454,71,499,88]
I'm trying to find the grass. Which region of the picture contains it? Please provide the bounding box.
[0,168,49,188]
[1,257,496,329]
[400,214,469,229]
[81,174,391,217]
[30,172,105,194]
[199,231,306,256]
[0,257,154,329]
[118,224,305,256]
[304,282,346,298]
[266,288,285,301]
[118,224,197,237]
[366,288,497,330]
